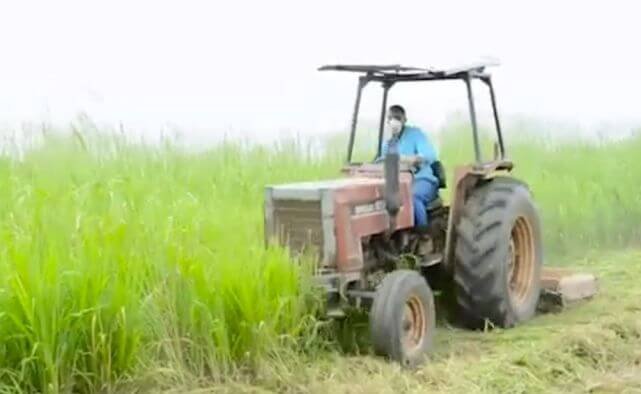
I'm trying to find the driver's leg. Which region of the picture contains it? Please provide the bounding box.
[412,178,438,228]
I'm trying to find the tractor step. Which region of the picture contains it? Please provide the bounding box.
[419,253,443,268]
[537,267,599,313]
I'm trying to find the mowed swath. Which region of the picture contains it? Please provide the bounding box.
[0,125,638,393]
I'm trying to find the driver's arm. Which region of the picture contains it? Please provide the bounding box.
[412,130,438,166]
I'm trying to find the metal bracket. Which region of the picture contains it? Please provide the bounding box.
[464,73,482,164]
[346,75,370,163]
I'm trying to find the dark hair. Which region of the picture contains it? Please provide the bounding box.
[389,104,406,116]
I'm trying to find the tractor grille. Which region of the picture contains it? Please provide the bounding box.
[272,199,324,260]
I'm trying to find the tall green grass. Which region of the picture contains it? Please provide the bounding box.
[0,131,329,393]
[0,121,637,392]
[437,120,641,256]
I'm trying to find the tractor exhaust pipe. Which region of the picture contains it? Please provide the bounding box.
[384,141,401,231]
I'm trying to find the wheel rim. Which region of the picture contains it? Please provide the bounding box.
[402,294,427,353]
[507,216,536,306]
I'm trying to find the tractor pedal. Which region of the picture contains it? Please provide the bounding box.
[419,253,443,267]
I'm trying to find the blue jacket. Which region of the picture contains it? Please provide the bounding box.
[378,125,439,185]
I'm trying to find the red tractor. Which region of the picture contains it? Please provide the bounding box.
[263,62,597,367]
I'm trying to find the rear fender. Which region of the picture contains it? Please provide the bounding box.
[442,160,513,272]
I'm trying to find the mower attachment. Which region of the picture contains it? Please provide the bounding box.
[537,267,599,313]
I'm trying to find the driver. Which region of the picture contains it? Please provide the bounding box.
[377,104,439,230]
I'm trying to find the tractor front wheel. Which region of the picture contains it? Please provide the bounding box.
[454,177,543,329]
[369,270,436,367]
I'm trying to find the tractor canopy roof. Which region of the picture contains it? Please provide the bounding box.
[318,58,500,83]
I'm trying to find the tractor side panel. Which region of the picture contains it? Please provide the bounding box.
[333,175,413,273]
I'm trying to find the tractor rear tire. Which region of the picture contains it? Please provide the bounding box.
[454,177,543,330]
[369,270,436,368]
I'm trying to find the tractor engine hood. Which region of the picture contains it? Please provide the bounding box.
[264,172,413,273]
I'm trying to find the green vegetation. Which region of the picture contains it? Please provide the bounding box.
[0,131,325,393]
[440,120,641,257]
[0,121,638,393]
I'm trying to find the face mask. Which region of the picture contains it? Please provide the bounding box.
[388,118,403,135]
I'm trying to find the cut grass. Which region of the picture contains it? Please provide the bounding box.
[175,249,641,394]
[0,122,638,392]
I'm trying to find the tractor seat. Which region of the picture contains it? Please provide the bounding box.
[427,196,443,211]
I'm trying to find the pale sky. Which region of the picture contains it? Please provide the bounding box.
[0,0,640,145]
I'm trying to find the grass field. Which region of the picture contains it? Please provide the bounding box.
[204,249,641,394]
[0,122,639,393]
